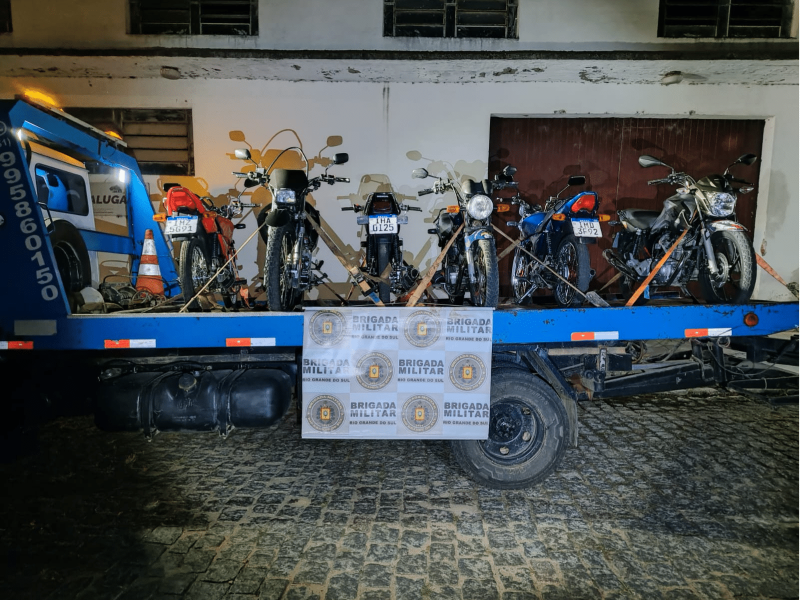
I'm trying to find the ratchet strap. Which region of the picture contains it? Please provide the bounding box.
[305,215,385,306]
[625,226,689,307]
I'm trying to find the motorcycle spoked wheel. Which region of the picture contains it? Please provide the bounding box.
[470,239,500,308]
[179,237,211,311]
[553,235,590,308]
[265,224,301,312]
[698,230,756,304]
[511,243,537,305]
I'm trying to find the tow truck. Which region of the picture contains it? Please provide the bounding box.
[0,98,796,488]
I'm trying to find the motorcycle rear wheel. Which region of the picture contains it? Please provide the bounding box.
[698,230,756,304]
[554,235,590,307]
[376,239,392,304]
[179,237,210,311]
[471,239,499,308]
[265,225,300,311]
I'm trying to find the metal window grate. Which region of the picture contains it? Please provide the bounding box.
[0,0,12,34]
[659,0,794,38]
[384,0,518,39]
[129,0,257,36]
[64,108,194,176]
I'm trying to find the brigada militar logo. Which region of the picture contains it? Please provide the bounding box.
[403,310,441,348]
[401,395,438,432]
[449,354,486,391]
[355,352,394,390]
[309,310,346,346]
[306,395,345,432]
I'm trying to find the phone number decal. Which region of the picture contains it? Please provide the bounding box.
[1,145,60,301]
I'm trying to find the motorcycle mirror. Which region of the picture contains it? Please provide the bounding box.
[234,223,247,229]
[235,148,252,161]
[332,153,349,165]
[638,155,671,169]
[502,165,517,177]
[412,168,429,179]
[568,175,586,186]
[737,153,757,166]
[243,178,260,188]
[326,135,343,148]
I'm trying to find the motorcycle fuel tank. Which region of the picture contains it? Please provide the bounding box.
[519,212,546,238]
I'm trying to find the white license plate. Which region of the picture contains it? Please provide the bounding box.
[571,218,601,237]
[369,215,398,234]
[165,216,199,235]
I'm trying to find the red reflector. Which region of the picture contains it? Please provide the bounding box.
[105,340,131,348]
[571,195,597,213]
[226,338,251,347]
[1,341,34,350]
[744,312,759,327]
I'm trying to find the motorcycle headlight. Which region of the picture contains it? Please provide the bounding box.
[275,189,296,204]
[707,192,736,217]
[467,194,493,220]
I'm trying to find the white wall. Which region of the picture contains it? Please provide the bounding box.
[2,0,795,50]
[3,75,795,300]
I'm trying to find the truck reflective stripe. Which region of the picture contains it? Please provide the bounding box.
[104,339,156,348]
[225,337,277,347]
[685,328,732,338]
[571,331,619,341]
[0,341,34,349]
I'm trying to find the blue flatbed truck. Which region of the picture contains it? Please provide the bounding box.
[0,98,796,488]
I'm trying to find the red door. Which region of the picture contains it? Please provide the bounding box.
[489,117,764,298]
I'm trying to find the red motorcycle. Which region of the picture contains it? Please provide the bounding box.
[159,184,256,309]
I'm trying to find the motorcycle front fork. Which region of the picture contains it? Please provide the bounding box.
[700,224,720,277]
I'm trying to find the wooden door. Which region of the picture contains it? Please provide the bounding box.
[489,117,764,298]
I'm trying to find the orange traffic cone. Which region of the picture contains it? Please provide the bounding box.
[136,229,164,296]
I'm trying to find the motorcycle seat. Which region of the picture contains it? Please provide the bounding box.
[618,209,660,231]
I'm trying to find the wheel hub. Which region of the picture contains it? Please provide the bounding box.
[712,252,730,288]
[482,400,540,463]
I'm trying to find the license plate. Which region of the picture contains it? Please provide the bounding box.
[369,215,398,234]
[165,216,199,235]
[571,218,601,237]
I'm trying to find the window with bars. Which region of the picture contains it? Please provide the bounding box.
[65,108,194,176]
[658,0,795,38]
[129,0,257,35]
[384,0,518,39]
[0,0,12,34]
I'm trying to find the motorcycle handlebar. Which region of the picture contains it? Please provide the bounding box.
[232,171,247,178]
[418,189,434,196]
[407,206,423,212]
[341,206,354,211]
[335,177,350,183]
[648,178,669,185]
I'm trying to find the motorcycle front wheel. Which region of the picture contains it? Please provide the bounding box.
[179,237,210,311]
[698,230,756,304]
[470,239,499,308]
[511,243,536,305]
[265,225,300,311]
[553,235,590,307]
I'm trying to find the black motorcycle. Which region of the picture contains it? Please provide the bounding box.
[233,147,349,311]
[342,192,421,303]
[413,166,516,307]
[604,153,758,304]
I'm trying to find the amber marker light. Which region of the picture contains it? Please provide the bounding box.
[598,214,611,222]
[495,204,510,213]
[152,213,167,222]
[446,205,460,213]
[744,312,759,327]
[105,130,123,140]
[552,213,566,221]
[23,89,60,109]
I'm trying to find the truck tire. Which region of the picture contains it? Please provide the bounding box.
[450,369,569,489]
[49,220,91,292]
[471,238,499,307]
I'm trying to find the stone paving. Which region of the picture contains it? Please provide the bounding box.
[0,388,796,600]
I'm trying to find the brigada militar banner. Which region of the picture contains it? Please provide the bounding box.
[302,307,493,440]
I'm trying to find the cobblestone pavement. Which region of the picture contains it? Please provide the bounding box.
[0,388,796,600]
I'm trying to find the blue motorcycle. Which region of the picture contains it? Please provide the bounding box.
[507,175,603,307]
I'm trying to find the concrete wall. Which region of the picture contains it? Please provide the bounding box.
[1,0,795,50]
[3,76,795,300]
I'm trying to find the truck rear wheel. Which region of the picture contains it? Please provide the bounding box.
[450,369,569,489]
